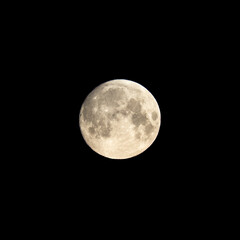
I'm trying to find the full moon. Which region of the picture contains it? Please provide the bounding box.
[79,79,161,159]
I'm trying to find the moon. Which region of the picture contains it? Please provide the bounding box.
[79,79,161,159]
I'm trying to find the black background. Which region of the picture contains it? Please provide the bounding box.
[9,2,220,233]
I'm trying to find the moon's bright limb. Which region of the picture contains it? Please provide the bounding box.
[79,79,161,159]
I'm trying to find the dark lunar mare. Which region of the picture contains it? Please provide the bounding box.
[145,123,154,135]
[126,98,155,138]
[98,87,126,108]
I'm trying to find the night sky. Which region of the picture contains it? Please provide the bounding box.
[17,4,213,231]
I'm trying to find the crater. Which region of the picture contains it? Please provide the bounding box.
[151,111,158,121]
[110,111,121,121]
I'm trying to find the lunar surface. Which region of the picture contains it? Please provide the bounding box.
[79,79,161,159]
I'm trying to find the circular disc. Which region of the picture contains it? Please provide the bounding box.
[79,79,161,159]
